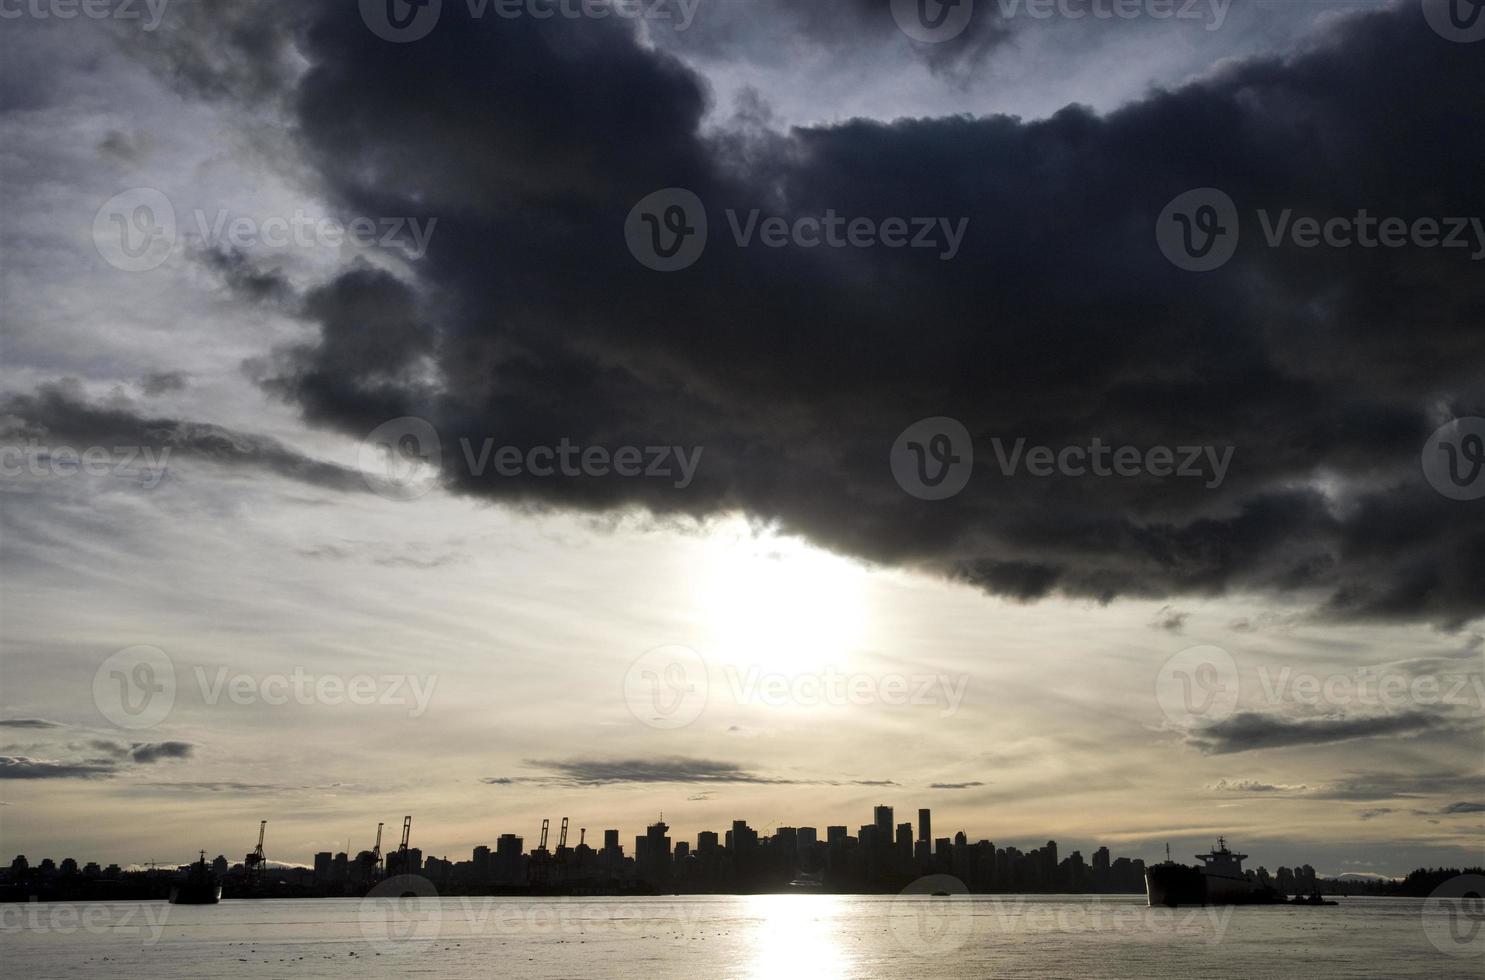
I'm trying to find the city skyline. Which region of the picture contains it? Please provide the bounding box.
[3,0,1483,903]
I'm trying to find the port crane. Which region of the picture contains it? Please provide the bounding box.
[244,820,267,888]
[371,822,384,876]
[529,818,553,885]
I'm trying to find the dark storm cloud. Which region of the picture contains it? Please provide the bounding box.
[1440,801,1485,814]
[1184,710,1447,754]
[0,381,366,493]
[131,2,1485,626]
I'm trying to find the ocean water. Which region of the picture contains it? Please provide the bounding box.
[1,894,1479,979]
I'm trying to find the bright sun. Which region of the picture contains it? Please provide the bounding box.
[695,519,869,675]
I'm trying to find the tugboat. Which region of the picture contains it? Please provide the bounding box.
[169,851,223,905]
[1145,838,1281,907]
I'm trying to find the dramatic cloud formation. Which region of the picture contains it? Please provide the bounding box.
[54,0,1477,626]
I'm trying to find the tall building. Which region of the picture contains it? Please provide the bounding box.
[640,820,672,883]
[495,834,524,884]
[895,823,914,869]
[873,805,893,841]
[313,851,332,883]
[917,808,931,843]
[826,826,848,846]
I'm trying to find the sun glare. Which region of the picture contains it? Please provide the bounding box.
[696,521,869,676]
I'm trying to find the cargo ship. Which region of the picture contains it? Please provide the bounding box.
[1144,838,1281,907]
[168,851,223,905]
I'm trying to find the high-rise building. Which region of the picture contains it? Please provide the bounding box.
[873,805,893,841]
[495,834,524,884]
[697,831,719,853]
[313,851,333,882]
[895,823,914,869]
[917,809,931,843]
[826,826,848,846]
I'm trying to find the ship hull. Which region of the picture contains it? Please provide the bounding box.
[1145,864,1278,907]
[168,884,223,904]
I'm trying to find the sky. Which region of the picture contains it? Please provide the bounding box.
[0,0,1482,878]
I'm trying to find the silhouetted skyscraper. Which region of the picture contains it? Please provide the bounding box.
[874,805,893,841]
[917,808,931,843]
